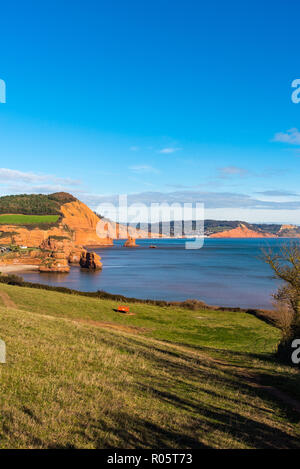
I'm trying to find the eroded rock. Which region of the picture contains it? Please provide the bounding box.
[39,251,70,273]
[80,251,102,270]
[124,236,137,247]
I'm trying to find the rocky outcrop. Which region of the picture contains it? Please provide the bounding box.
[40,236,73,254]
[68,249,86,264]
[210,223,275,238]
[40,236,85,264]
[0,249,44,266]
[39,251,70,273]
[278,224,300,237]
[79,252,102,270]
[0,225,69,248]
[124,236,137,247]
[0,230,99,273]
[98,220,155,240]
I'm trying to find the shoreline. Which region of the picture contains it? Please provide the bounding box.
[0,271,274,316]
[0,264,39,274]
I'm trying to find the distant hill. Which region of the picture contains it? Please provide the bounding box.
[204,220,281,235]
[130,219,300,238]
[206,221,300,237]
[209,223,274,239]
[1,191,299,242]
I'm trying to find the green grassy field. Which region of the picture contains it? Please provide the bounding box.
[0,283,299,449]
[0,214,60,225]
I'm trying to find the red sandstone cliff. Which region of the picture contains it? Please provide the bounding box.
[0,194,160,248]
[0,198,113,248]
[209,223,275,238]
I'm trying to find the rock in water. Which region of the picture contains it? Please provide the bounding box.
[80,251,102,270]
[39,251,70,273]
[68,248,86,264]
[124,236,137,247]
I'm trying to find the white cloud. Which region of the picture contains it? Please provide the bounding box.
[273,128,300,145]
[0,168,45,183]
[159,147,181,154]
[0,168,80,186]
[129,165,160,174]
[0,168,82,197]
[256,190,299,197]
[85,190,300,211]
[217,166,250,178]
[129,146,140,151]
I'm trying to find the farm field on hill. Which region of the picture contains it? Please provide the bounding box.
[0,214,59,225]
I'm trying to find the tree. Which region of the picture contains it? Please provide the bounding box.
[264,242,300,364]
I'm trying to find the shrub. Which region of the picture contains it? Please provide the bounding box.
[264,242,300,365]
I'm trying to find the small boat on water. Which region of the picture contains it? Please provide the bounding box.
[149,245,157,248]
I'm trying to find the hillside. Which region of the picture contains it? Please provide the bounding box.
[0,193,111,247]
[277,224,300,237]
[0,193,76,215]
[0,282,299,449]
[210,223,275,239]
[141,220,300,238]
[1,193,299,245]
[0,192,151,248]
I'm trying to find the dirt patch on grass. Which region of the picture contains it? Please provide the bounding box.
[72,318,148,334]
[0,288,16,308]
[239,370,300,416]
[213,359,300,416]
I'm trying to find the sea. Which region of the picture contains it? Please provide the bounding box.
[17,238,296,309]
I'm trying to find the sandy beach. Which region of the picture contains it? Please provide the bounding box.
[0,265,39,274]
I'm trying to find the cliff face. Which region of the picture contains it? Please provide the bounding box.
[0,199,113,248]
[0,225,65,247]
[60,200,113,246]
[0,193,110,270]
[97,219,157,240]
[278,224,300,237]
[0,193,159,248]
[209,224,275,238]
[59,199,155,242]
[0,249,43,266]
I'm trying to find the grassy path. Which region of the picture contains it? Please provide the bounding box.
[0,287,16,308]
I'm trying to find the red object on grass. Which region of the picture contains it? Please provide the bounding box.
[117,305,130,313]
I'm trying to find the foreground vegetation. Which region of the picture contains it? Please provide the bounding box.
[0,283,299,449]
[264,243,300,363]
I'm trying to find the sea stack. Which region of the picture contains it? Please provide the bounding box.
[80,251,102,270]
[124,236,137,247]
[39,251,70,273]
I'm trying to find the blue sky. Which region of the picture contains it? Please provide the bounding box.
[1,0,300,222]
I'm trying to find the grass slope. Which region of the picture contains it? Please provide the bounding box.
[0,214,60,225]
[0,283,299,449]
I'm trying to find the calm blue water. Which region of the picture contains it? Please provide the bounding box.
[20,238,291,309]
